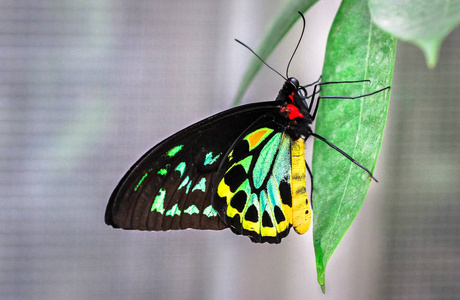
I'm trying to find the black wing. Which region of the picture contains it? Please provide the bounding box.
[105,101,282,232]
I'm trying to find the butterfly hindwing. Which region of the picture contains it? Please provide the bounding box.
[213,115,305,243]
[105,102,282,232]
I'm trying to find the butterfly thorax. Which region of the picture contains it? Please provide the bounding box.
[276,77,313,140]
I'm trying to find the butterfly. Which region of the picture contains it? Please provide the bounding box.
[105,13,389,244]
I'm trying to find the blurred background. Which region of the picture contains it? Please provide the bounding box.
[1,1,459,299]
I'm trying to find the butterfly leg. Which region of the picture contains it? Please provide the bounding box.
[310,82,390,121]
[302,75,322,89]
[311,133,378,182]
[306,83,321,116]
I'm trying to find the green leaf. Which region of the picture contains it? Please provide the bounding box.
[369,0,460,68]
[232,0,319,106]
[312,0,396,292]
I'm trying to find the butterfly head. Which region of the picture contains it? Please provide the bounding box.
[279,77,310,115]
[286,77,300,91]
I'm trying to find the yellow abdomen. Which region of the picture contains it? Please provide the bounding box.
[291,138,311,234]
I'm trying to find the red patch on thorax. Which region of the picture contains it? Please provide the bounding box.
[280,92,303,120]
[286,104,303,120]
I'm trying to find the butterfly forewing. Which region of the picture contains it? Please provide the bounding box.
[105,102,282,232]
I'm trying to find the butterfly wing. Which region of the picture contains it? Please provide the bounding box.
[213,114,311,244]
[105,102,282,231]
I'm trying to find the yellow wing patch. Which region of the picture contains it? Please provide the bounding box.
[244,128,273,151]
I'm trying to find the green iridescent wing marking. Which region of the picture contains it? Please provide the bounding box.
[110,139,226,230]
[105,102,282,232]
[214,121,295,244]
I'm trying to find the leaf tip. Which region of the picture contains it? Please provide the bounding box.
[416,38,442,69]
[316,265,326,292]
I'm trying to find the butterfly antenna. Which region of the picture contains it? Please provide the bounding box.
[235,39,286,81]
[285,11,306,79]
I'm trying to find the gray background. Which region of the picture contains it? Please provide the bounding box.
[1,1,459,299]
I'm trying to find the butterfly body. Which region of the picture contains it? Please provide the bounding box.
[106,77,315,244]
